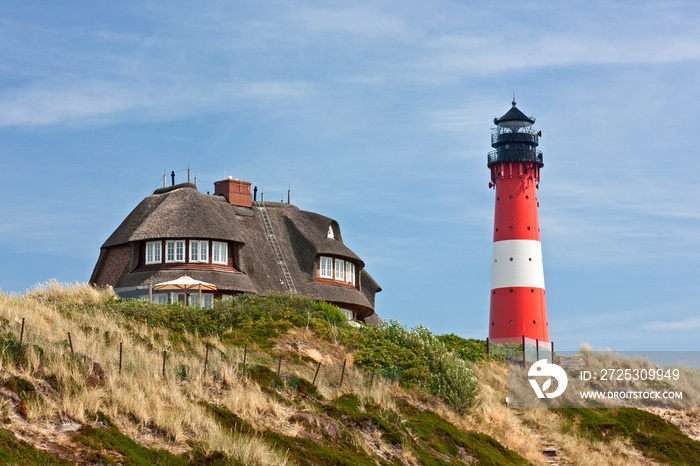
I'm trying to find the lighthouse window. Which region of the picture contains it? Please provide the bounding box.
[509,320,513,324]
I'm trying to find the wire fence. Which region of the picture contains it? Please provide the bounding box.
[0,317,374,391]
[487,336,555,364]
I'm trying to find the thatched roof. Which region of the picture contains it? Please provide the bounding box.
[102,184,246,248]
[92,183,380,317]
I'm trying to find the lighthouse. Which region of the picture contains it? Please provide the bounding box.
[488,100,549,344]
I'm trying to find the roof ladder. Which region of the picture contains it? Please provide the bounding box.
[257,200,297,294]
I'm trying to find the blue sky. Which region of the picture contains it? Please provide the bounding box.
[1,1,700,351]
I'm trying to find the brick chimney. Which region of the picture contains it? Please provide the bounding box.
[214,177,253,207]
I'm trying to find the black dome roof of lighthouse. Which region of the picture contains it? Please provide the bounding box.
[494,100,535,125]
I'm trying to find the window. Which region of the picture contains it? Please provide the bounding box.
[190,293,214,309]
[346,262,355,286]
[189,240,209,263]
[327,225,335,239]
[212,241,228,265]
[319,257,356,286]
[146,241,162,264]
[166,240,185,263]
[320,256,333,279]
[335,259,345,282]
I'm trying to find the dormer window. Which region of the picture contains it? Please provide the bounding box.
[190,240,208,263]
[320,256,333,279]
[327,225,335,239]
[212,241,228,265]
[335,259,345,282]
[146,241,162,264]
[166,240,185,263]
[318,256,356,287]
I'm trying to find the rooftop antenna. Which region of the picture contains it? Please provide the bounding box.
[187,164,191,183]
[171,170,175,186]
[162,170,166,188]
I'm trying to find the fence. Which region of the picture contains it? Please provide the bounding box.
[0,317,377,392]
[486,335,554,364]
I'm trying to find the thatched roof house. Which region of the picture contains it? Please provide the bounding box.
[90,178,381,322]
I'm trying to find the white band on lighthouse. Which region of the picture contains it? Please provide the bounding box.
[491,239,545,289]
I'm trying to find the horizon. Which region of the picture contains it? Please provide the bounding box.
[2,1,700,351]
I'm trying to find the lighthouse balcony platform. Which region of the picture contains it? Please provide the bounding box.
[487,149,543,167]
[491,131,539,146]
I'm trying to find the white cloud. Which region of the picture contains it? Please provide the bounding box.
[641,317,700,331]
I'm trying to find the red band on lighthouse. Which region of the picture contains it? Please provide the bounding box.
[488,101,549,344]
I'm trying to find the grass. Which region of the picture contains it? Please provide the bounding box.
[0,428,73,465]
[0,282,698,466]
[558,407,700,465]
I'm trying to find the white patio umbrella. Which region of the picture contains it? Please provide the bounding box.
[153,275,217,306]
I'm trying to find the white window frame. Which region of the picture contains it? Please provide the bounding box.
[166,240,186,263]
[335,259,345,282]
[212,241,228,265]
[320,256,333,279]
[189,240,209,263]
[145,241,162,265]
[327,225,335,239]
[189,293,214,309]
[346,262,355,286]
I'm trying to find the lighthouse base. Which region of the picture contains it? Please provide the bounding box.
[489,287,548,343]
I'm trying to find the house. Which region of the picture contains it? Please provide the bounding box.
[90,177,381,322]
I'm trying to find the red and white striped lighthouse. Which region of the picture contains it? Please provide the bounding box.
[488,100,549,343]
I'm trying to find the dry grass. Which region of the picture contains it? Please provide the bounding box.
[0,282,291,465]
[1,283,693,466]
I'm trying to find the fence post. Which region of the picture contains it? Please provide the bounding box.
[162,351,167,378]
[369,371,375,389]
[486,337,489,357]
[119,342,123,375]
[312,362,322,385]
[522,335,526,366]
[536,339,540,361]
[277,355,282,377]
[242,345,247,376]
[339,359,347,387]
[19,318,25,351]
[551,341,555,363]
[203,345,210,377]
[68,332,74,357]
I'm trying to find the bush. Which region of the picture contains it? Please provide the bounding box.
[353,321,479,413]
[437,334,487,362]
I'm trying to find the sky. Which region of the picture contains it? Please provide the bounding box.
[1,1,700,351]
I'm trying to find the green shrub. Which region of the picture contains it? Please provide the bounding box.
[359,321,479,413]
[313,301,346,326]
[437,334,487,362]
